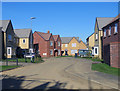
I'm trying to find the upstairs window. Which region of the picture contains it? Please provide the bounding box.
[109,26,111,35]
[50,41,53,46]
[58,42,60,46]
[8,34,12,41]
[95,33,98,40]
[65,44,68,47]
[72,43,76,47]
[114,23,118,33]
[23,39,26,44]
[104,29,106,37]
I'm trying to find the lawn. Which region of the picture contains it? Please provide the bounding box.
[2,57,44,63]
[77,57,103,62]
[0,65,20,71]
[92,63,120,76]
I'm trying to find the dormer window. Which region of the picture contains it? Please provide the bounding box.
[114,23,118,33]
[108,26,111,36]
[104,29,106,37]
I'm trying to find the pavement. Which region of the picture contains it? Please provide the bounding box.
[1,57,120,90]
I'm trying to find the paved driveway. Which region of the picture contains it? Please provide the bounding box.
[1,57,119,90]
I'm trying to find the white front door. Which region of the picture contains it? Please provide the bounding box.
[7,47,12,58]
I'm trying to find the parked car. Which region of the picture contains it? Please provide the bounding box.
[24,53,35,58]
[78,49,92,57]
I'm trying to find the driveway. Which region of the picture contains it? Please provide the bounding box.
[1,57,119,90]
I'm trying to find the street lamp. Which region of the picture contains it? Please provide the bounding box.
[30,17,36,29]
[30,17,36,54]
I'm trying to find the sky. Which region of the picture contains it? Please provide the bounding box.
[2,2,118,42]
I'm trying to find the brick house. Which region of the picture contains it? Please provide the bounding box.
[102,14,120,68]
[53,35,61,56]
[33,31,55,57]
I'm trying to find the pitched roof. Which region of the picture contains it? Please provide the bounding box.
[53,35,59,41]
[36,31,52,40]
[0,20,11,32]
[96,17,114,30]
[14,29,32,38]
[61,37,79,43]
[102,14,120,28]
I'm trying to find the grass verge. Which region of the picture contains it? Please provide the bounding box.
[2,57,44,63]
[77,57,103,62]
[0,65,20,71]
[92,63,120,76]
[56,55,73,58]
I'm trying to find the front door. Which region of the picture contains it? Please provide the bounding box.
[7,47,12,58]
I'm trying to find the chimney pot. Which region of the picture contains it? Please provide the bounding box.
[47,30,50,33]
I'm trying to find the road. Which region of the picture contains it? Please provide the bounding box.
[1,57,119,90]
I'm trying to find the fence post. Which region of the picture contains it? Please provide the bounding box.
[16,58,18,66]
[25,57,27,63]
[6,59,8,66]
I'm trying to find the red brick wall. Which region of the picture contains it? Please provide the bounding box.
[47,35,54,57]
[103,19,120,68]
[33,32,55,57]
[110,42,120,68]
[54,36,61,56]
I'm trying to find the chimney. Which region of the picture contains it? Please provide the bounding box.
[47,30,50,33]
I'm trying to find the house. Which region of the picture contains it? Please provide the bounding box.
[0,27,2,60]
[93,17,114,59]
[0,20,18,58]
[14,29,33,53]
[53,35,61,56]
[33,31,55,57]
[102,14,120,68]
[86,33,95,55]
[61,37,87,56]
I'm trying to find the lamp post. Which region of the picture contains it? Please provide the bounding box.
[30,17,36,54]
[30,17,36,29]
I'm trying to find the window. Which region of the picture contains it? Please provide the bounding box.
[50,49,53,55]
[72,43,76,47]
[65,44,68,47]
[58,42,60,46]
[71,50,77,54]
[50,41,53,46]
[58,49,60,55]
[7,47,12,55]
[104,29,106,37]
[8,35,12,41]
[96,33,98,40]
[94,47,98,55]
[23,39,25,43]
[114,23,118,33]
[109,26,111,35]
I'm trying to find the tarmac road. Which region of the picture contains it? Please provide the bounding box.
[1,57,119,90]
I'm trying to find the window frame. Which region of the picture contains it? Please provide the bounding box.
[50,41,53,46]
[7,47,12,55]
[104,29,106,37]
[95,33,98,40]
[72,43,76,47]
[23,39,26,44]
[50,49,53,55]
[114,23,118,34]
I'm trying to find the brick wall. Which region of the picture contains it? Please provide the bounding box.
[110,42,120,68]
